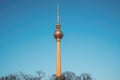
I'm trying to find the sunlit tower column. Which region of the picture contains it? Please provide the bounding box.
[54,3,63,79]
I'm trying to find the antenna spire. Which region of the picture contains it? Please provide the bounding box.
[57,2,60,24]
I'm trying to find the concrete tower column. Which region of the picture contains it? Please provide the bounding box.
[56,38,61,78]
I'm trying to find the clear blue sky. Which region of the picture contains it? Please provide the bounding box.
[0,0,120,80]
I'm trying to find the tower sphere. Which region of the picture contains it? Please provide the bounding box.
[54,29,63,39]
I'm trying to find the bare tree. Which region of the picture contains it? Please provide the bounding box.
[0,74,17,80]
[20,72,32,80]
[80,73,92,80]
[36,70,45,80]
[50,74,56,80]
[0,71,93,80]
[75,76,81,80]
[62,71,76,80]
[20,71,45,80]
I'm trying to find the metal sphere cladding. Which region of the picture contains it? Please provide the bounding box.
[54,30,63,39]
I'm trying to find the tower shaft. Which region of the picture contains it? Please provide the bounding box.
[56,38,61,78]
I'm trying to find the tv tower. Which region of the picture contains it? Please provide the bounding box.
[54,2,63,79]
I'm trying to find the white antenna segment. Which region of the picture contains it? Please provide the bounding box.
[57,2,60,24]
